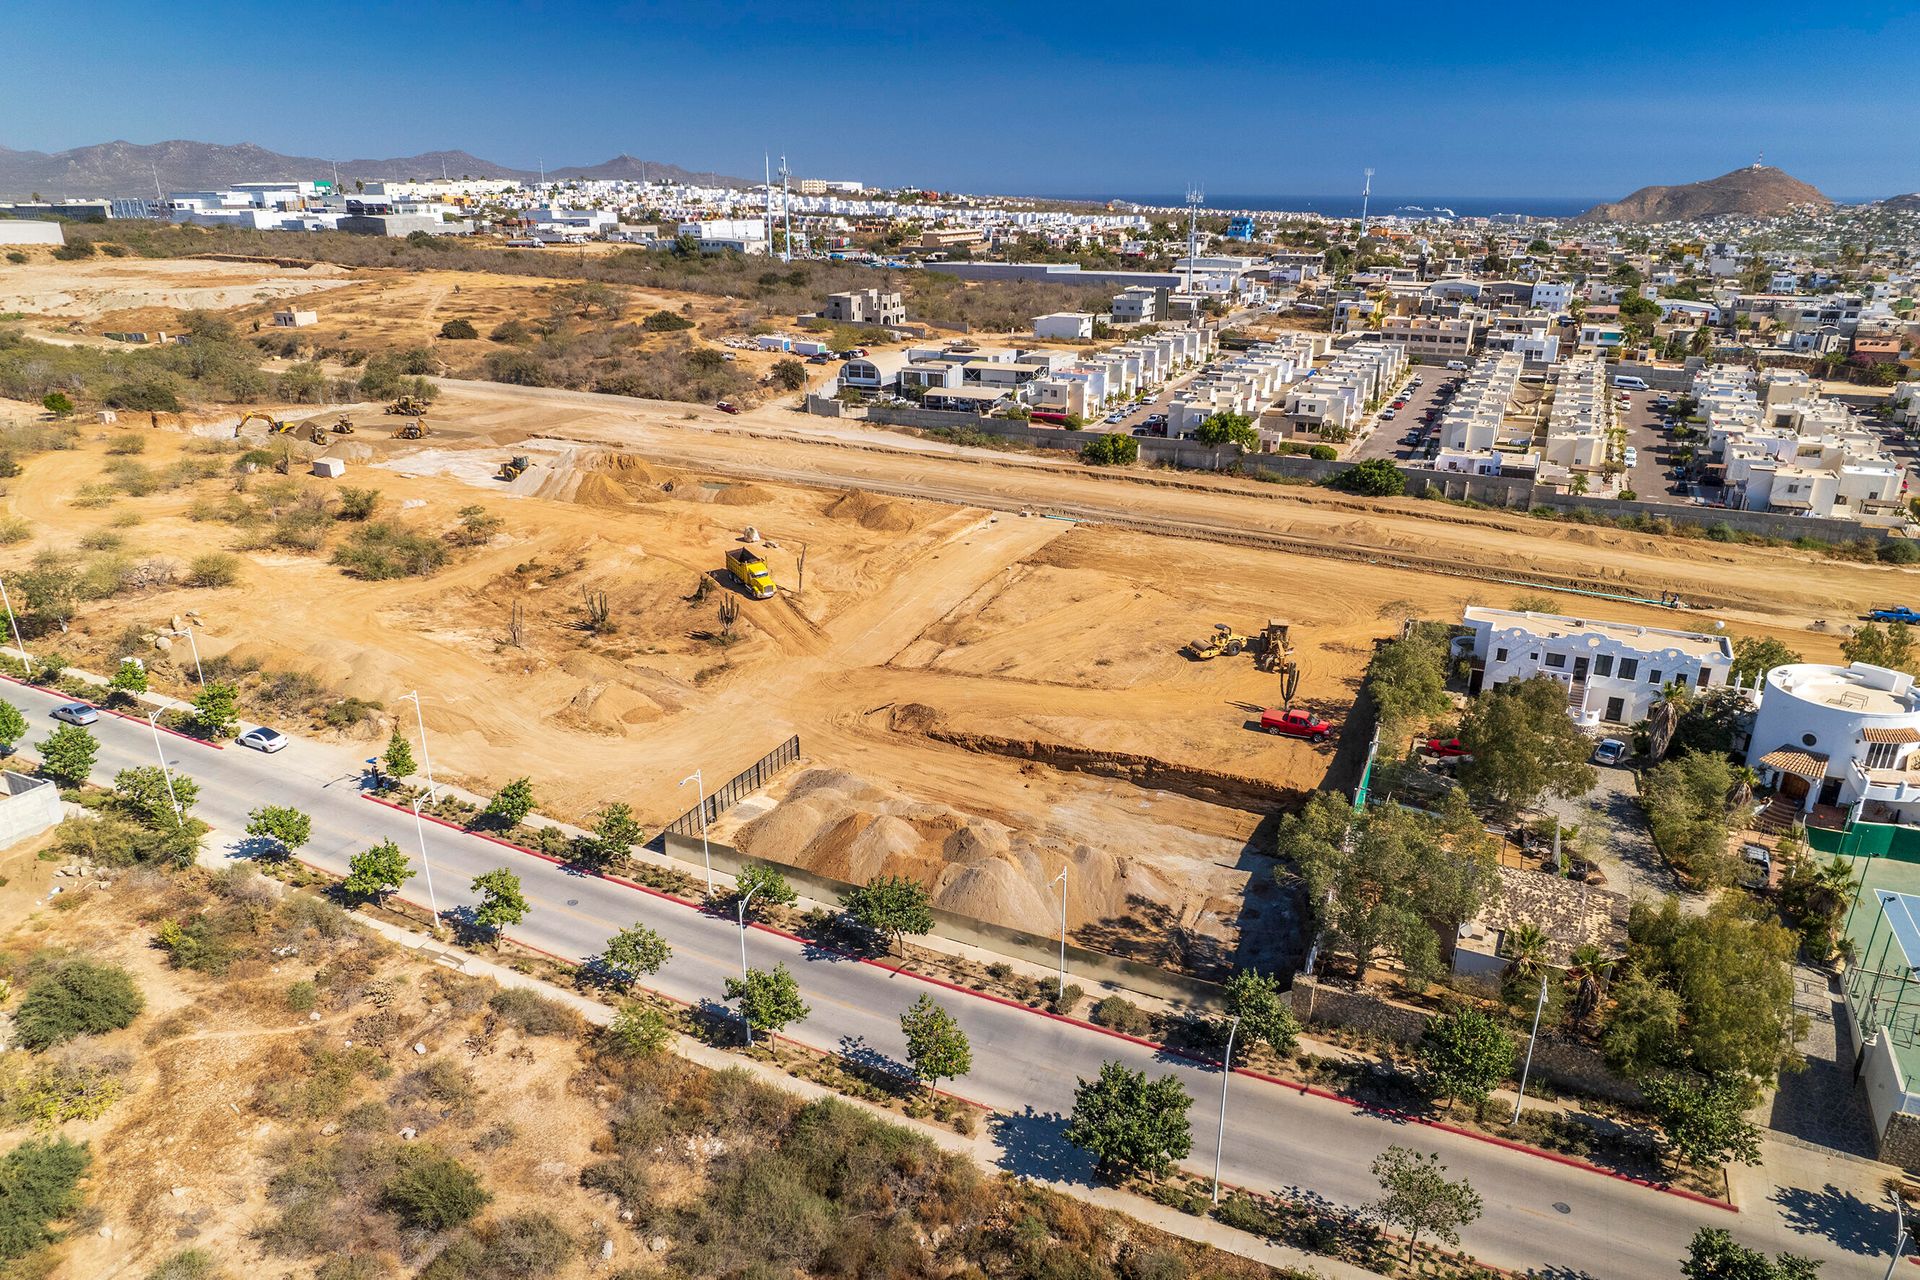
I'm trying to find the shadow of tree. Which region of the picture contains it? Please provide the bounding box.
[1770,1181,1889,1257]
[836,1033,909,1083]
[991,1106,1093,1186]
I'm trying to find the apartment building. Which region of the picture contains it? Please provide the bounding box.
[1269,341,1404,442]
[1033,312,1096,341]
[1460,606,1734,729]
[822,288,906,326]
[1112,286,1160,324]
[1540,356,1612,472]
[1694,364,1907,520]
[920,226,986,250]
[1379,314,1479,362]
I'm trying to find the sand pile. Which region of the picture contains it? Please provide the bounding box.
[710,482,775,506]
[823,490,915,533]
[572,473,635,509]
[732,767,1174,937]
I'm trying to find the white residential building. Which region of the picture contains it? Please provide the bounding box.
[1460,607,1735,729]
[1751,663,1920,824]
[1033,312,1096,341]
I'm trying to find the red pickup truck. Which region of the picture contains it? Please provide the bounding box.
[1260,708,1331,742]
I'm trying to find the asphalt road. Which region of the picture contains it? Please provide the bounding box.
[7,679,1896,1278]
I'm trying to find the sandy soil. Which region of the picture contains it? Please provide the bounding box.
[0,256,353,324]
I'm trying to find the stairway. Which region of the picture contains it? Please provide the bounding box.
[1753,797,1800,835]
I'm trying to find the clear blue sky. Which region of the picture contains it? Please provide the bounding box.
[8,0,1917,199]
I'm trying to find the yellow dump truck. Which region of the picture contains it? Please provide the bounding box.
[725,546,777,599]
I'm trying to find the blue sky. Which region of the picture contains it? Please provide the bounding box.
[9,0,1918,198]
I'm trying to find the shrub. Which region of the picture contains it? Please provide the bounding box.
[185,552,242,587]
[335,488,381,521]
[40,393,73,417]
[1308,444,1338,460]
[1880,539,1920,565]
[487,987,580,1038]
[1334,457,1406,497]
[606,1003,670,1057]
[332,521,449,579]
[286,980,318,1013]
[0,1138,89,1260]
[105,432,146,455]
[1090,995,1152,1036]
[103,381,183,413]
[13,960,144,1051]
[438,319,479,340]
[1048,982,1083,1016]
[641,309,695,332]
[1079,433,1138,466]
[0,518,29,546]
[383,1149,489,1229]
[489,319,531,344]
[146,1247,222,1280]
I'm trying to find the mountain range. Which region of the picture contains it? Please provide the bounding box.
[1577,165,1832,223]
[0,140,752,197]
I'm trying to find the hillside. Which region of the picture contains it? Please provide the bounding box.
[1577,165,1832,223]
[0,139,749,197]
[1877,192,1920,211]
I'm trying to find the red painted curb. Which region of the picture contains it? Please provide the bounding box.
[352,793,1734,1212]
[0,673,225,749]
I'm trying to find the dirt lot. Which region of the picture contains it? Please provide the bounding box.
[0,255,355,331]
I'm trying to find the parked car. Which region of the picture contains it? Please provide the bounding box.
[238,726,289,754]
[1381,408,1396,420]
[1260,707,1332,743]
[50,703,98,727]
[1423,737,1471,758]
[1869,606,1920,624]
[1623,447,1638,466]
[1592,738,1628,765]
[714,401,740,414]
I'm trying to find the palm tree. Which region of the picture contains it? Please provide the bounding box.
[1728,764,1761,812]
[1563,944,1618,1026]
[1504,923,1550,981]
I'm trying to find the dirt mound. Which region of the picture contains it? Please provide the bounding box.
[572,473,635,509]
[711,482,775,506]
[732,767,1171,937]
[823,489,915,533]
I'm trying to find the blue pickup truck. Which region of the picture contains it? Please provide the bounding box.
[1869,607,1920,624]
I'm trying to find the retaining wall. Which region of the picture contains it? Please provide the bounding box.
[0,772,59,850]
[660,831,1222,1006]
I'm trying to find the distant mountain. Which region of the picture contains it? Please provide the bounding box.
[1875,192,1920,211]
[0,139,750,197]
[1577,165,1832,224]
[546,154,750,187]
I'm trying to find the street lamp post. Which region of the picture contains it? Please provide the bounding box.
[680,769,714,895]
[736,882,762,1046]
[168,623,204,687]
[142,709,184,827]
[1510,972,1549,1125]
[401,690,437,799]
[1051,868,1069,1000]
[0,576,28,677]
[1212,1014,1241,1205]
[410,795,441,921]
[1885,1192,1920,1280]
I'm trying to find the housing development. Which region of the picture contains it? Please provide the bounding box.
[4,14,1920,1279]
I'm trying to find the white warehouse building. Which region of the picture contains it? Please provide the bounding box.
[1459,606,1735,729]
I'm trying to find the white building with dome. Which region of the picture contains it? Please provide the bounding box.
[1749,662,1920,827]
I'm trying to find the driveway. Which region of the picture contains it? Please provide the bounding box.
[1544,761,1687,903]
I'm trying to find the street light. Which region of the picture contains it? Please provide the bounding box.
[1510,972,1550,1125]
[1885,1191,1920,1280]
[1212,1014,1241,1206]
[680,769,714,895]
[0,576,28,677]
[1050,868,1069,1000]
[142,709,184,827]
[409,795,441,921]
[399,690,437,799]
[736,881,762,1046]
[161,620,204,686]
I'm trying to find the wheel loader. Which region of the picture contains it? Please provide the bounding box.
[496,455,531,481]
[330,416,356,434]
[385,395,431,416]
[391,420,432,440]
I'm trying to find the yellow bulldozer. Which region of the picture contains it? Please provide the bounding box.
[496,455,531,481]
[385,395,431,416]
[391,420,432,440]
[306,425,330,445]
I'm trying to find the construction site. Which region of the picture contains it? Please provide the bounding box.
[0,253,1874,981]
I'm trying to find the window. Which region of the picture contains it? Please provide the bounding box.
[1867,742,1900,770]
[1649,670,1662,686]
[1545,653,1565,669]
[1618,658,1639,680]
[1594,655,1614,677]
[1493,648,1508,662]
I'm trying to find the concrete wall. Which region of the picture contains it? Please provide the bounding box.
[1605,359,1702,392]
[0,220,65,246]
[0,772,61,849]
[661,831,1221,1006]
[864,406,1088,450]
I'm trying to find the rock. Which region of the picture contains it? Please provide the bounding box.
[647,1236,670,1253]
[308,1012,321,1022]
[619,1210,634,1223]
[412,1042,426,1055]
[97,1226,112,1239]
[398,1127,417,1140]
[600,1240,614,1261]
[320,1122,339,1136]
[170,1186,187,1198]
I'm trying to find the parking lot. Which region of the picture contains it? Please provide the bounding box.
[1347,367,1467,462]
[1615,388,1734,506]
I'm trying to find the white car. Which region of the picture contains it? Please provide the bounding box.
[50,703,98,726]
[1623,447,1638,466]
[238,726,289,754]
[1593,738,1628,765]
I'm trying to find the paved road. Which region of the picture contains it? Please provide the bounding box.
[7,680,1897,1277]
[1348,368,1465,463]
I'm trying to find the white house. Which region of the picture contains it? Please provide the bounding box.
[1460,607,1735,728]
[1033,312,1095,342]
[1750,663,1920,825]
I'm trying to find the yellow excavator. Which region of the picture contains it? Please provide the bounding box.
[233,411,293,437]
[385,395,431,416]
[496,455,531,481]
[391,420,432,440]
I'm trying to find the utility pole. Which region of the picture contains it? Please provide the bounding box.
[410,795,441,920]
[680,770,714,895]
[1510,972,1549,1124]
[1184,186,1204,296]
[779,154,794,264]
[143,709,184,826]
[400,690,437,801]
[0,576,29,676]
[1050,868,1069,1000]
[1359,168,1375,240]
[736,882,763,1046]
[1211,1015,1241,1205]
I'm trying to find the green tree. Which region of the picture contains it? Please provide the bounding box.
[382,729,416,778]
[600,923,671,989]
[1730,635,1802,687]
[1194,411,1258,449]
[1278,788,1498,985]
[606,1002,670,1056]
[1366,1146,1484,1266]
[1457,675,1598,820]
[0,700,24,750]
[1419,1009,1516,1116]
[1222,969,1301,1058]
[344,838,414,900]
[1778,851,1858,960]
[844,874,934,953]
[438,318,479,340]
[1603,897,1799,1086]
[36,723,98,788]
[245,805,311,858]
[1079,433,1138,466]
[1643,1071,1763,1171]
[107,658,148,702]
[723,963,809,1038]
[113,765,196,828]
[471,868,530,933]
[1363,624,1453,735]
[1842,620,1916,674]
[1639,752,1738,885]
[190,680,239,738]
[899,993,972,1091]
[13,960,144,1051]
[1681,1228,1819,1280]
[1335,457,1407,497]
[585,801,644,869]
[40,392,73,417]
[481,777,535,828]
[769,358,808,391]
[1064,1061,1193,1183]
[1563,943,1619,1027]
[733,863,796,916]
[0,1138,90,1260]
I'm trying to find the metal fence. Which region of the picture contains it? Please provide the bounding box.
[661,735,801,837]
